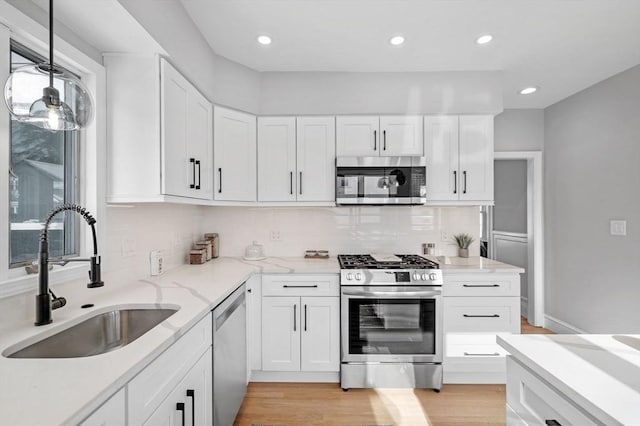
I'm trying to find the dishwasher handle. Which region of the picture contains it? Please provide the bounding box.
[214,287,246,331]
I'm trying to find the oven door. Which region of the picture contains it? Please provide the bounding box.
[341,286,442,363]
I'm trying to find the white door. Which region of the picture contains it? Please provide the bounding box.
[160,59,190,198]
[380,116,423,156]
[296,116,336,202]
[258,117,296,201]
[300,297,340,372]
[262,297,301,371]
[459,115,494,202]
[213,106,257,201]
[186,88,213,200]
[336,116,379,156]
[425,116,460,201]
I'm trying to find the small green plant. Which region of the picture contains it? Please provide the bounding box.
[453,233,474,249]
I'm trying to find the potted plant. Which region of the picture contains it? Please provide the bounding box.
[453,233,474,258]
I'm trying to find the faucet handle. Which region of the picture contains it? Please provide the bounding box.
[87,255,104,288]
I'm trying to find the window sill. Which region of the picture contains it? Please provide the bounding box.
[0,263,88,300]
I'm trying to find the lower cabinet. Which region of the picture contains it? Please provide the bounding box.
[79,388,125,426]
[259,274,340,378]
[442,272,521,384]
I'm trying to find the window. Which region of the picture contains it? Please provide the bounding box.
[8,42,79,267]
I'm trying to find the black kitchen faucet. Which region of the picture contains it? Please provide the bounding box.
[35,204,103,326]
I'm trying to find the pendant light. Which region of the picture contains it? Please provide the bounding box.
[3,0,93,131]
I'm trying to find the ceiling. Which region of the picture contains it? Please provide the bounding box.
[179,0,640,108]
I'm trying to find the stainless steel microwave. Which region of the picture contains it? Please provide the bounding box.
[335,156,426,205]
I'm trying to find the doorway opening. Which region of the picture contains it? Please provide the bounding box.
[481,151,544,327]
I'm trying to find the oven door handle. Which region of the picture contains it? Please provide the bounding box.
[342,290,441,298]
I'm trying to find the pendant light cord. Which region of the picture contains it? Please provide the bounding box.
[49,0,54,88]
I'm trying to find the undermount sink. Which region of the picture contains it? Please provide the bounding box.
[5,307,179,359]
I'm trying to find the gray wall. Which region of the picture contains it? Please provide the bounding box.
[259,71,503,115]
[494,109,544,152]
[544,64,640,333]
[494,160,527,234]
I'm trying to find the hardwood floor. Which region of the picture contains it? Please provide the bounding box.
[235,318,554,426]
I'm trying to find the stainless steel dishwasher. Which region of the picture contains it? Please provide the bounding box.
[213,283,247,426]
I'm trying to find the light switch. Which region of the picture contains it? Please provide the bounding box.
[610,220,627,236]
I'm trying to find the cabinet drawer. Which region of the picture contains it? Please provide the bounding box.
[128,313,212,426]
[262,274,339,297]
[444,274,520,297]
[507,357,598,426]
[444,297,520,333]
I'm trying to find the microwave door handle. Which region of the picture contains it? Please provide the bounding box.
[342,290,441,298]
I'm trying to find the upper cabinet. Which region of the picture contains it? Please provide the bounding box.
[336,116,423,157]
[213,106,257,202]
[424,115,494,203]
[105,55,213,202]
[258,116,335,202]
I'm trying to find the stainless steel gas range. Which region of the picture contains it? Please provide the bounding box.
[338,253,444,391]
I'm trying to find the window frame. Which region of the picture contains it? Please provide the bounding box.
[8,41,81,269]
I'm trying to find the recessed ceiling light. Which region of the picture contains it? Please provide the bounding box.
[389,36,405,46]
[519,87,538,95]
[257,35,272,45]
[476,34,493,45]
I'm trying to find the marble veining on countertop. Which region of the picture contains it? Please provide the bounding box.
[498,333,640,425]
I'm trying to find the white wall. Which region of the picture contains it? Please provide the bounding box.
[544,64,640,333]
[201,206,480,258]
[494,109,544,152]
[259,71,503,115]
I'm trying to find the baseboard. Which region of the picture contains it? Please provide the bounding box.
[250,370,339,383]
[443,371,506,384]
[520,296,528,319]
[544,314,586,334]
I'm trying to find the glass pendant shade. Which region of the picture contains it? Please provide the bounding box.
[4,63,93,131]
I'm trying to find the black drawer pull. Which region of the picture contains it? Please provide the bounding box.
[293,304,297,332]
[218,168,222,193]
[283,285,318,288]
[453,170,457,194]
[195,160,201,190]
[463,314,500,318]
[304,304,308,331]
[189,158,196,189]
[464,352,500,356]
[176,402,185,426]
[186,389,195,426]
[463,284,500,288]
[545,421,562,426]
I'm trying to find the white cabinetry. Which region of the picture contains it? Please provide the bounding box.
[105,54,213,202]
[213,106,257,201]
[79,388,125,426]
[425,115,494,203]
[246,275,262,379]
[337,116,423,157]
[506,357,598,426]
[442,272,520,384]
[258,116,335,202]
[259,275,340,379]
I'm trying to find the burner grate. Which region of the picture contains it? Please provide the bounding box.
[338,254,439,269]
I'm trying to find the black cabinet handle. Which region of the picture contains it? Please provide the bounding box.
[218,168,222,193]
[453,170,457,194]
[247,288,252,293]
[463,314,500,318]
[283,285,318,288]
[463,170,467,194]
[186,389,195,426]
[373,130,377,151]
[299,171,303,195]
[195,160,201,190]
[290,171,293,195]
[189,158,196,189]
[463,284,500,288]
[293,304,297,332]
[545,421,562,426]
[304,304,307,331]
[383,130,386,151]
[176,402,185,426]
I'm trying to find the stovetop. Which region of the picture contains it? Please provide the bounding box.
[338,254,439,270]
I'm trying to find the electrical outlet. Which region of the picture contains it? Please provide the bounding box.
[121,237,136,257]
[270,230,281,241]
[610,220,627,236]
[440,231,449,242]
[150,250,163,276]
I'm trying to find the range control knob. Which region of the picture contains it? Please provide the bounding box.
[421,273,429,281]
[429,273,438,281]
[346,272,353,281]
[355,273,362,281]
[412,272,421,281]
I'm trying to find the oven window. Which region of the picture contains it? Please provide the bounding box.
[348,299,436,355]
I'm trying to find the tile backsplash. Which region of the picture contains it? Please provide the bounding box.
[200,206,481,258]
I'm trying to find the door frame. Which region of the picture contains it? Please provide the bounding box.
[493,151,544,327]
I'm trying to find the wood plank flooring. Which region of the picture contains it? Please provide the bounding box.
[235,318,554,426]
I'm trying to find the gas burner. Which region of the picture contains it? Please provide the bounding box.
[338,254,439,270]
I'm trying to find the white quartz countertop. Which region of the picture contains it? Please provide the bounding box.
[0,256,338,426]
[426,255,525,273]
[498,333,640,425]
